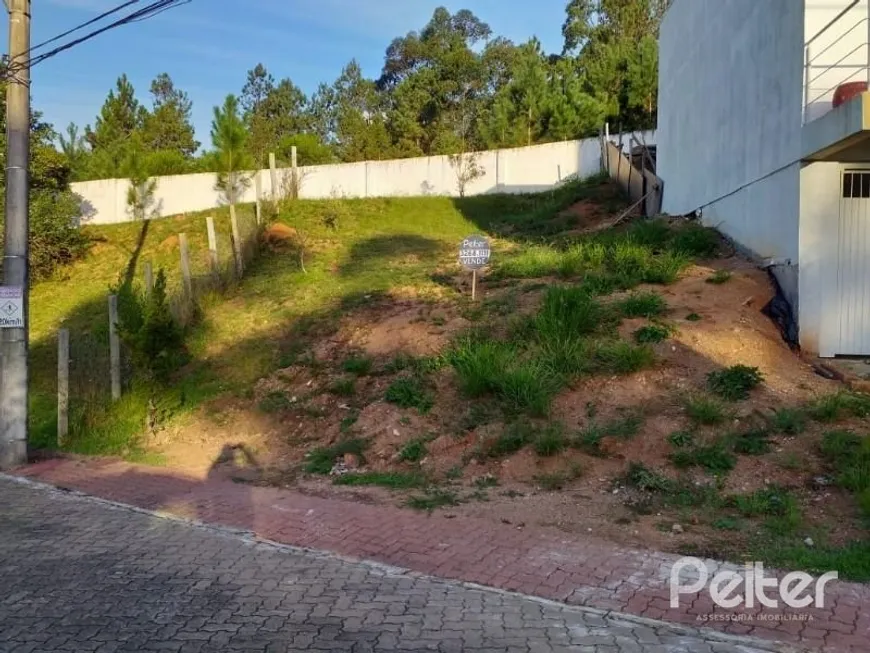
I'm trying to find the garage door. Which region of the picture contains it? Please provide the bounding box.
[836,170,870,355]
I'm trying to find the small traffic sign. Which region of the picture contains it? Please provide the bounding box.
[0,286,24,328]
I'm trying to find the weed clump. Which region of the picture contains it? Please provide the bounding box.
[707,365,764,401]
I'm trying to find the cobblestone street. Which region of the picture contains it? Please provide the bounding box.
[0,477,793,653]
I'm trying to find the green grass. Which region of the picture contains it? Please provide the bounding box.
[593,341,655,374]
[754,541,870,582]
[385,377,433,414]
[633,323,672,344]
[328,377,356,397]
[731,428,772,456]
[533,423,568,456]
[771,408,807,435]
[706,270,732,285]
[618,292,667,318]
[707,365,764,401]
[534,469,578,491]
[624,462,674,493]
[488,421,535,458]
[575,413,643,456]
[807,391,870,422]
[670,441,736,473]
[259,390,292,413]
[406,488,461,511]
[304,438,369,475]
[668,430,695,448]
[684,395,728,425]
[397,438,428,463]
[342,355,373,376]
[333,471,427,489]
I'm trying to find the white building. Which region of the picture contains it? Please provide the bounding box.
[658,0,870,356]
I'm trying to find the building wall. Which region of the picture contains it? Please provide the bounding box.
[72,134,653,226]
[804,0,870,123]
[657,0,805,262]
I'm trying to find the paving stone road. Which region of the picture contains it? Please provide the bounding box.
[0,477,796,653]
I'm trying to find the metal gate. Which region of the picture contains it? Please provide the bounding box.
[836,170,870,354]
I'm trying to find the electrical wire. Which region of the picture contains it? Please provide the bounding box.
[28,0,141,55]
[2,0,191,81]
[29,0,192,67]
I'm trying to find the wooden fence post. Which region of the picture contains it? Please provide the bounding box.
[206,217,219,278]
[291,145,298,199]
[57,328,69,446]
[229,204,244,278]
[179,233,192,298]
[254,172,263,225]
[269,152,278,205]
[108,294,121,402]
[144,261,154,299]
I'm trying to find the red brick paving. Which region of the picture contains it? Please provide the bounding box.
[12,457,870,652]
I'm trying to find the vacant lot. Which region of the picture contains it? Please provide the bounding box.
[33,177,870,581]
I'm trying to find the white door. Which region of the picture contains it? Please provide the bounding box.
[836,170,870,355]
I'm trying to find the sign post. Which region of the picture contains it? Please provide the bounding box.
[458,235,491,301]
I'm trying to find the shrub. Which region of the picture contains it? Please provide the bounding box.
[398,439,428,463]
[707,365,764,401]
[685,312,702,322]
[385,377,433,414]
[594,341,655,374]
[496,360,560,416]
[684,395,727,425]
[618,291,667,318]
[624,462,674,493]
[670,442,736,473]
[328,377,356,396]
[808,392,870,422]
[115,270,186,381]
[633,323,672,344]
[535,286,611,341]
[732,428,772,455]
[533,423,568,456]
[772,408,807,435]
[342,355,373,376]
[668,430,695,448]
[489,421,535,457]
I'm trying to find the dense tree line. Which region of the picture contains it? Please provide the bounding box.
[62,1,665,182]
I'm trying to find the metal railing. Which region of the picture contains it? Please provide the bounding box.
[804,0,870,123]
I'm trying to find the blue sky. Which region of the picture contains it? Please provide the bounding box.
[7,0,566,146]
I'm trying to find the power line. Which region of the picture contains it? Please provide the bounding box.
[2,0,190,81]
[29,0,191,68]
[28,0,141,55]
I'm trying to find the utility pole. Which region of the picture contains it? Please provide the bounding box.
[0,0,31,469]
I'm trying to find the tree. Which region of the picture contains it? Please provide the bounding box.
[210,94,252,206]
[58,123,90,181]
[143,72,199,158]
[324,60,392,162]
[379,7,493,155]
[0,73,89,280]
[240,64,308,165]
[561,0,666,130]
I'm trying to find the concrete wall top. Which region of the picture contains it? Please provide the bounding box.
[71,133,655,226]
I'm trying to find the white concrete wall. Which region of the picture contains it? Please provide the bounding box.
[658,0,805,263]
[799,161,842,354]
[72,133,654,225]
[805,0,870,123]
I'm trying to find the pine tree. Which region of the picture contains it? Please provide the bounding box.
[211,94,252,206]
[143,72,199,157]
